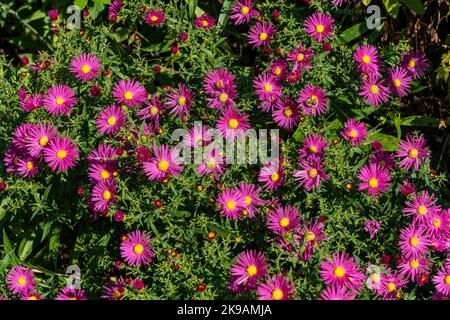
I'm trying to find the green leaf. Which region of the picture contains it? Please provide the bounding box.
[383,0,401,18]
[368,132,400,151]
[400,116,439,127]
[218,0,232,29]
[74,0,88,9]
[18,239,34,261]
[362,0,372,5]
[400,0,425,14]
[188,0,198,18]
[340,23,369,43]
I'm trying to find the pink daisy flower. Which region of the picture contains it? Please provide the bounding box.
[88,162,116,183]
[6,266,35,295]
[229,0,259,25]
[207,86,237,110]
[217,188,246,220]
[96,104,126,135]
[144,8,165,26]
[204,68,236,96]
[298,85,329,117]
[403,190,440,224]
[44,85,77,115]
[20,93,43,112]
[341,118,368,146]
[381,272,408,300]
[183,125,212,148]
[43,137,79,172]
[196,147,226,179]
[230,250,268,288]
[359,74,390,107]
[269,60,288,82]
[303,12,334,43]
[320,253,365,290]
[320,285,356,300]
[56,287,87,300]
[426,210,449,237]
[398,256,430,282]
[194,14,216,29]
[112,79,147,107]
[21,292,42,300]
[165,83,194,117]
[395,134,430,171]
[353,44,380,74]
[293,159,329,191]
[16,157,39,178]
[401,50,428,79]
[87,143,118,163]
[101,279,126,300]
[253,73,283,102]
[137,95,164,124]
[237,182,265,218]
[70,53,101,82]
[120,230,155,267]
[399,224,431,259]
[142,144,183,181]
[216,107,251,141]
[267,205,301,235]
[258,160,284,190]
[90,180,117,213]
[299,133,328,161]
[287,43,314,72]
[388,66,412,96]
[248,21,276,48]
[433,266,450,296]
[370,150,395,171]
[25,122,58,157]
[256,274,295,300]
[357,163,391,197]
[272,98,300,130]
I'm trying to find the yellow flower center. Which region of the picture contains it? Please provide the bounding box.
[219,92,229,103]
[263,83,272,92]
[246,264,257,276]
[28,296,37,300]
[309,145,317,153]
[228,118,239,129]
[270,172,279,182]
[393,79,402,88]
[371,273,381,283]
[244,196,252,205]
[133,244,144,255]
[241,6,249,15]
[297,53,305,62]
[272,289,284,300]
[259,32,268,41]
[410,259,419,269]
[26,161,33,170]
[368,177,379,188]
[112,290,122,299]
[308,168,318,179]
[157,160,170,171]
[202,20,209,27]
[17,277,26,286]
[362,55,371,64]
[445,275,450,285]
[283,107,293,117]
[100,170,110,180]
[408,59,416,69]
[81,64,91,74]
[334,266,346,278]
[305,231,315,242]
[274,67,282,75]
[178,96,186,106]
[150,106,159,115]
[433,218,441,228]
[55,97,64,106]
[206,158,217,169]
[124,91,134,100]
[39,136,49,147]
[417,205,427,216]
[410,236,419,247]
[387,282,396,292]
[370,85,379,94]
[107,117,117,126]
[56,150,67,159]
[226,200,236,210]
[349,129,358,138]
[102,190,112,200]
[408,148,418,158]
[279,217,290,227]
[315,24,325,33]
[150,15,158,22]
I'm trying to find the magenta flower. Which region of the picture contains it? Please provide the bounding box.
[267,205,301,235]
[16,157,38,178]
[237,182,265,218]
[269,60,288,82]
[6,266,35,295]
[272,98,299,130]
[43,137,79,172]
[112,79,147,107]
[287,43,314,72]
[433,266,450,296]
[216,107,251,141]
[70,53,101,82]
[294,159,329,191]
[230,250,268,289]
[96,104,126,135]
[144,8,165,26]
[357,163,391,197]
[44,85,77,115]
[229,0,259,25]
[320,285,356,300]
[399,224,431,259]
[142,144,183,181]
[395,134,430,171]
[353,44,380,74]
[20,93,43,112]
[25,122,58,157]
[56,287,87,300]
[341,118,368,146]
[165,83,194,117]
[388,66,412,96]
[401,50,428,79]
[253,73,283,102]
[370,150,395,171]
[403,190,440,224]
[256,274,295,300]
[247,21,276,48]
[303,12,334,43]
[194,14,216,29]
[398,256,430,282]
[258,160,284,190]
[298,85,329,117]
[359,74,389,107]
[320,252,365,291]
[90,180,117,213]
[204,68,236,96]
[299,133,328,161]
[196,147,226,179]
[88,162,116,183]
[217,188,246,220]
[364,220,381,239]
[120,230,156,267]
